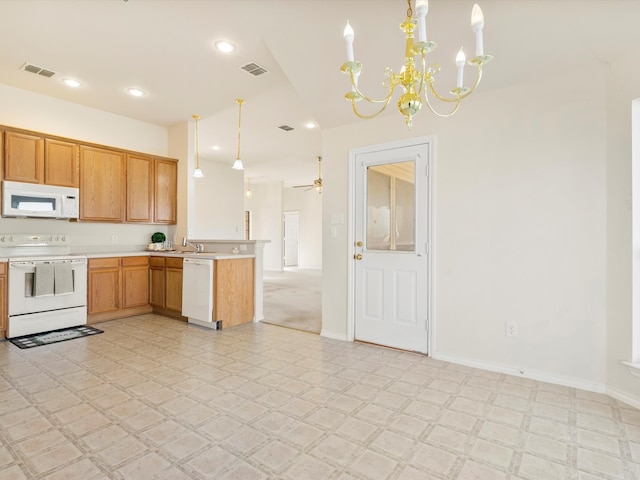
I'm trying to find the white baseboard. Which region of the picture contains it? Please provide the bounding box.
[431,352,606,393]
[320,329,348,341]
[607,386,640,410]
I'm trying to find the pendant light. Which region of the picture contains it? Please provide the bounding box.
[232,98,245,170]
[246,177,253,198]
[192,114,204,178]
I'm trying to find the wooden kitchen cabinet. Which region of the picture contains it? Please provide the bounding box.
[154,159,177,224]
[79,146,126,222]
[150,256,184,319]
[149,257,165,309]
[88,256,152,324]
[3,130,79,187]
[126,154,153,223]
[215,258,254,328]
[44,139,79,187]
[165,258,183,313]
[87,257,121,315]
[126,155,177,224]
[4,130,44,183]
[0,262,6,337]
[122,256,149,308]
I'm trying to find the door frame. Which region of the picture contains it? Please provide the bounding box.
[347,136,436,355]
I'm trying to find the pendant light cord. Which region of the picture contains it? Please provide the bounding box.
[236,99,244,161]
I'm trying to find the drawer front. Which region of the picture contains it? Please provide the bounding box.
[165,257,183,269]
[149,257,166,267]
[89,257,120,269]
[0,262,6,275]
[122,256,149,267]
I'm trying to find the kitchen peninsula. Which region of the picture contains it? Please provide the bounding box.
[83,240,266,330]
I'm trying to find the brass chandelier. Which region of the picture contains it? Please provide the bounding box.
[341,0,492,129]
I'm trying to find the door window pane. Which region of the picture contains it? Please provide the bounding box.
[366,161,415,251]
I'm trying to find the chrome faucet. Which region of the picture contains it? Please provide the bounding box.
[182,237,204,253]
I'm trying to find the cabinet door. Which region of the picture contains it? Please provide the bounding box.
[122,257,149,308]
[0,263,6,334]
[149,266,165,308]
[154,159,177,224]
[214,258,254,327]
[45,139,79,187]
[126,154,153,223]
[88,266,121,314]
[4,131,44,183]
[80,146,125,222]
[165,266,183,314]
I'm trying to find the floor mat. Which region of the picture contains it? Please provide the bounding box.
[9,325,103,349]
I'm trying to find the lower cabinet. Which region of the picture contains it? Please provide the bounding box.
[215,258,254,328]
[0,263,6,338]
[88,256,152,323]
[149,256,184,319]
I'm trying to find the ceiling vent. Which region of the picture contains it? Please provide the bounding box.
[21,63,56,78]
[240,62,269,77]
[278,125,295,132]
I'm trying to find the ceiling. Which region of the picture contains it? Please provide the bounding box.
[1,0,639,187]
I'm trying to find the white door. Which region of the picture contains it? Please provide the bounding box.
[353,141,429,353]
[283,211,299,267]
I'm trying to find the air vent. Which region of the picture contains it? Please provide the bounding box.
[278,125,294,132]
[240,62,269,77]
[21,63,56,78]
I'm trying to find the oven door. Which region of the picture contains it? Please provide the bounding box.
[8,258,87,316]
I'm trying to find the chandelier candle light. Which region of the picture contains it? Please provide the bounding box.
[192,114,204,178]
[232,98,245,170]
[341,0,492,129]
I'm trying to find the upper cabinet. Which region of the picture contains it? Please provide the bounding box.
[3,130,79,187]
[44,139,79,187]
[126,154,154,223]
[154,159,177,224]
[1,125,177,225]
[79,146,126,222]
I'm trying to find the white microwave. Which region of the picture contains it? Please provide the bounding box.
[2,181,79,219]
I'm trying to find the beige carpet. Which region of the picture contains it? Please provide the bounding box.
[262,268,321,333]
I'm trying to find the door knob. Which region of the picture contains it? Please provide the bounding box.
[354,253,363,260]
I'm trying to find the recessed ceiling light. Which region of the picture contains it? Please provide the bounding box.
[212,145,220,151]
[61,78,82,88]
[126,87,145,97]
[304,121,317,129]
[214,40,236,53]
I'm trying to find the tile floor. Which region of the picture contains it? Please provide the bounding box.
[0,314,639,479]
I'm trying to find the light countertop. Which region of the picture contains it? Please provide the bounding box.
[84,251,254,260]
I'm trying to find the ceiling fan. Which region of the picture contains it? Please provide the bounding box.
[293,156,322,194]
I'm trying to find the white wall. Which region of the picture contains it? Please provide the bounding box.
[282,187,322,269]
[190,160,245,240]
[606,57,640,405]
[323,64,609,391]
[0,84,172,249]
[246,182,283,271]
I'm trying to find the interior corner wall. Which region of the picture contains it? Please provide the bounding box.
[190,161,245,240]
[282,187,322,269]
[606,58,640,405]
[246,182,283,271]
[323,64,609,390]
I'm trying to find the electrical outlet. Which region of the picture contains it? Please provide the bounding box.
[506,321,518,337]
[111,235,118,244]
[239,244,247,251]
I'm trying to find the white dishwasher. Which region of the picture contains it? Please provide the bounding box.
[181,257,217,329]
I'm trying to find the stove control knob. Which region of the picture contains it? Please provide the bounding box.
[0,235,4,242]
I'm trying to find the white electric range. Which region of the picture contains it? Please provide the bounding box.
[1,234,87,338]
